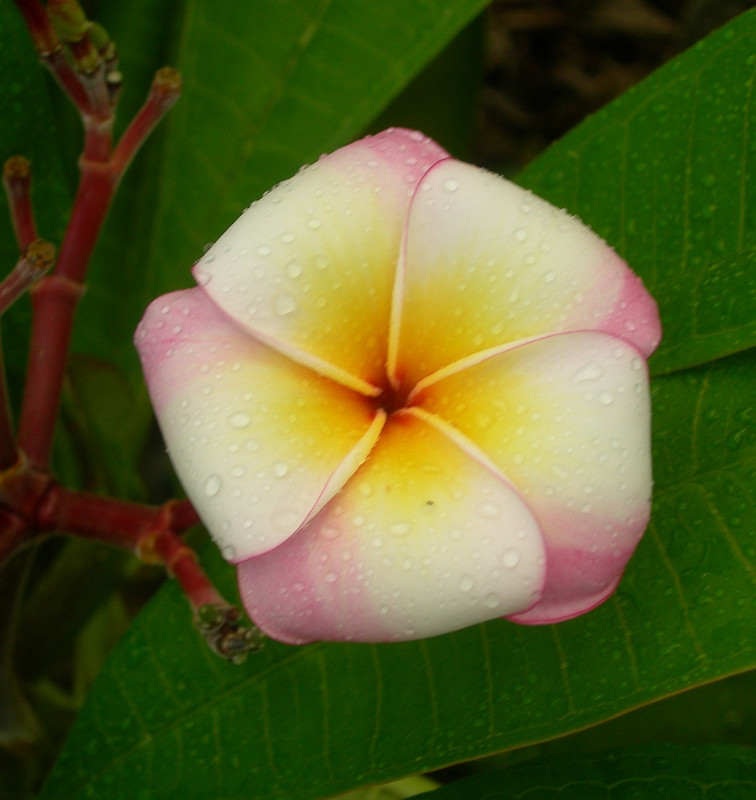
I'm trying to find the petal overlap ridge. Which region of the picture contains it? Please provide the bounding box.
[136,128,661,643]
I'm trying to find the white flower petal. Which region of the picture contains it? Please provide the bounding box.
[238,411,545,643]
[135,289,384,560]
[391,159,661,387]
[416,331,652,622]
[195,129,448,394]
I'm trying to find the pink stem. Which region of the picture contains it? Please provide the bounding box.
[0,241,56,316]
[111,67,182,174]
[2,157,37,250]
[17,275,85,469]
[35,486,199,551]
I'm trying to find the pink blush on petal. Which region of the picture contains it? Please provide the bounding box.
[237,522,386,645]
[581,252,662,357]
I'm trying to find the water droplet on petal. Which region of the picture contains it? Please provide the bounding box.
[459,574,475,592]
[514,228,527,243]
[483,592,501,609]
[307,218,322,230]
[273,293,297,316]
[229,412,251,429]
[478,501,500,519]
[221,544,236,560]
[502,549,520,568]
[272,461,288,478]
[204,474,222,496]
[320,525,340,540]
[598,391,614,405]
[285,261,303,278]
[195,269,211,286]
[325,571,339,584]
[443,178,459,192]
[572,363,604,383]
[389,521,411,536]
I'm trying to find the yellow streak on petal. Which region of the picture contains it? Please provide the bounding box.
[415,332,652,542]
[152,299,382,561]
[396,160,628,386]
[267,410,546,642]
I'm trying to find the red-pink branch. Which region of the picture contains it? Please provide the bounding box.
[1,1,261,660]
[17,71,180,470]
[2,157,37,250]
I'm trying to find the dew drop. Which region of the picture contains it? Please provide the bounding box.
[325,571,339,584]
[442,178,459,193]
[571,363,604,383]
[221,544,236,560]
[478,501,500,519]
[244,438,260,453]
[459,574,475,592]
[272,461,289,478]
[229,412,251,429]
[307,218,322,230]
[256,245,271,256]
[285,261,303,278]
[195,269,211,286]
[204,474,222,497]
[514,228,527,243]
[483,592,501,609]
[273,293,297,316]
[502,549,520,568]
[389,521,411,537]
[598,391,614,405]
[320,525,340,540]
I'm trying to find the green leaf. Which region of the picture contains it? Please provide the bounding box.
[38,348,756,799]
[416,745,756,799]
[519,9,756,376]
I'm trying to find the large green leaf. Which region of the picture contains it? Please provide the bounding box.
[37,348,756,799]
[37,7,756,800]
[519,12,756,376]
[417,746,756,798]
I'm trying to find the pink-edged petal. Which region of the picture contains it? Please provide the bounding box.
[237,410,546,643]
[194,128,449,394]
[392,159,661,387]
[135,288,384,561]
[415,331,652,623]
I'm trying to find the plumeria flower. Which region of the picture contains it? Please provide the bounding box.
[135,128,661,644]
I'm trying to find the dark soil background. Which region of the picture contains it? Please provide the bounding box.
[478,0,755,169]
